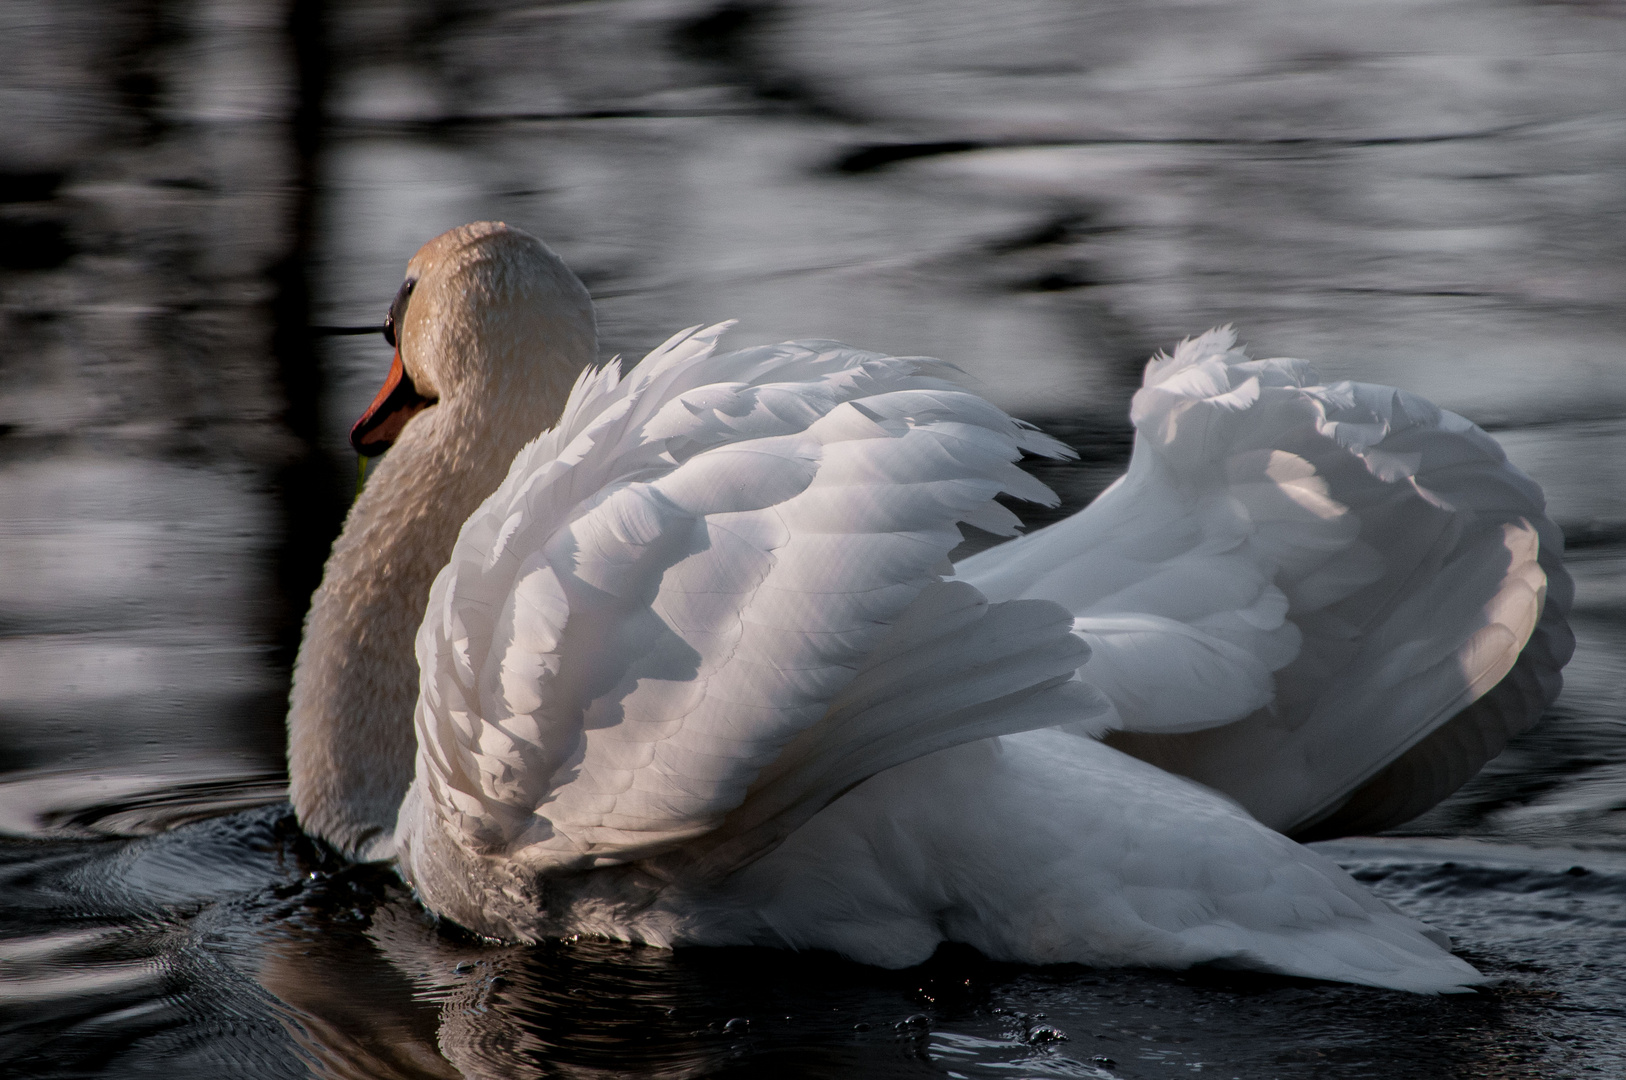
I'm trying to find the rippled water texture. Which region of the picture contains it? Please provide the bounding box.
[2,0,1624,1076]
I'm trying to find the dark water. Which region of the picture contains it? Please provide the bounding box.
[6,807,1626,1078]
[2,1,1625,1076]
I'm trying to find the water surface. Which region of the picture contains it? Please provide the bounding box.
[3,1,1625,1076]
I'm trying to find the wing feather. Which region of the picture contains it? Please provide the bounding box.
[956,328,1574,836]
[400,325,1094,877]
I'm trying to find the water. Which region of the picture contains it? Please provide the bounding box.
[5,809,1626,1077]
[2,0,1625,1076]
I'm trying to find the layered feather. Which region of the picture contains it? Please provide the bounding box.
[398,324,1099,880]
[954,328,1574,835]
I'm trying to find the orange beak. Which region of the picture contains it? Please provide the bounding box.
[350,348,434,456]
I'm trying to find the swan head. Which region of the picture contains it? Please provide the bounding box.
[351,221,597,455]
[290,222,598,859]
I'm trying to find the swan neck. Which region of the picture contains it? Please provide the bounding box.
[288,334,592,858]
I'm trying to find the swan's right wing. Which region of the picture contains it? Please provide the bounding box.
[401,326,1104,880]
[956,329,1573,836]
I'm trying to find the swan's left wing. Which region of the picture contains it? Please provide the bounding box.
[956,329,1572,836]
[401,325,1101,878]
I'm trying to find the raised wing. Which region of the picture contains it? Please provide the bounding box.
[955,329,1573,836]
[402,325,1104,878]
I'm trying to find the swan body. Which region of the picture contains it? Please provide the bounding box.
[289,223,1571,993]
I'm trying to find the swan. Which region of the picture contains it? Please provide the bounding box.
[288,221,1572,993]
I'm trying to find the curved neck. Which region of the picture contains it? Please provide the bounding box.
[287,345,589,858]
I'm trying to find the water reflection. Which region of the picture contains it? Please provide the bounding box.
[0,0,320,805]
[2,0,1626,1076]
[6,806,1623,1078]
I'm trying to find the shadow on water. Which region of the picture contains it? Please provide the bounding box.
[3,0,1626,1076]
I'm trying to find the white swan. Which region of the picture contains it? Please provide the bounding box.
[289,222,1571,993]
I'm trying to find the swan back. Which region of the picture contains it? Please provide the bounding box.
[288,223,597,858]
[390,325,1104,936]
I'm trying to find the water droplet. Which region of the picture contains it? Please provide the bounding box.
[895,1012,930,1031]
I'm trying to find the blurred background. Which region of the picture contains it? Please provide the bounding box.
[2,0,1621,840]
[3,2,1626,1076]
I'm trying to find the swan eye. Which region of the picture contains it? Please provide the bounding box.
[382,276,417,348]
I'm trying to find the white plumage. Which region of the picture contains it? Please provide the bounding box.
[289,223,1571,995]
[956,328,1572,838]
[402,325,1100,879]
